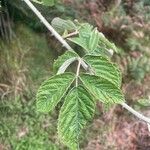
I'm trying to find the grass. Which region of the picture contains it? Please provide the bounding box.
[0,24,62,150]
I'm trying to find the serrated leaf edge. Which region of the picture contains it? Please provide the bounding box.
[36,73,75,113]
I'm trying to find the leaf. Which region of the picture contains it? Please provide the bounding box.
[58,85,95,149]
[78,23,93,38]
[36,73,75,112]
[84,55,122,87]
[68,23,93,51]
[80,74,124,104]
[89,28,100,51]
[92,44,113,57]
[51,17,77,34]
[68,37,89,51]
[57,57,77,74]
[98,33,118,53]
[42,0,55,6]
[53,51,78,73]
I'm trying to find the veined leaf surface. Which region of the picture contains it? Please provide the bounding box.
[58,85,95,149]
[89,28,100,51]
[51,17,77,34]
[84,55,122,87]
[80,74,124,104]
[36,73,75,112]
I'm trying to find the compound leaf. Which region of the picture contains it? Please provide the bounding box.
[80,74,124,104]
[36,73,75,112]
[53,51,78,73]
[84,55,122,87]
[58,85,95,149]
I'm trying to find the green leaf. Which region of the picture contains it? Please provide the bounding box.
[78,23,93,38]
[89,28,100,51]
[51,17,77,34]
[68,37,89,52]
[84,55,122,87]
[58,85,95,149]
[68,23,93,52]
[80,74,124,104]
[36,73,75,112]
[98,33,118,53]
[53,51,78,73]
[42,0,55,6]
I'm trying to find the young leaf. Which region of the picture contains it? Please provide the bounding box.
[53,51,78,73]
[51,17,77,34]
[89,28,100,51]
[68,23,93,52]
[84,55,122,87]
[36,73,75,112]
[58,85,95,149]
[68,37,89,52]
[98,33,118,53]
[80,74,124,104]
[42,0,55,6]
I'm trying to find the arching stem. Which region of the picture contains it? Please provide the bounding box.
[23,0,150,125]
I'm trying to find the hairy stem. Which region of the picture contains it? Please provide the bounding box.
[63,30,79,38]
[23,0,72,50]
[23,0,150,125]
[121,102,150,124]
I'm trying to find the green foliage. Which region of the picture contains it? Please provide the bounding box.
[80,74,124,104]
[51,17,77,34]
[36,73,75,112]
[83,55,121,87]
[0,97,60,150]
[36,18,125,149]
[52,18,118,55]
[136,98,150,107]
[58,86,95,149]
[53,51,78,73]
[127,56,150,82]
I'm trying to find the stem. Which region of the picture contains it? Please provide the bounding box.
[23,0,89,71]
[23,0,72,51]
[121,102,150,124]
[63,30,79,38]
[23,0,150,125]
[75,58,81,87]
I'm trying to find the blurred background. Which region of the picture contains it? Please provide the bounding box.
[0,0,150,149]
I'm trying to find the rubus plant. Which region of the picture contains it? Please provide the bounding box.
[37,18,124,149]
[22,0,150,149]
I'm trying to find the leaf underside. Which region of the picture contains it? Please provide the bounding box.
[58,85,95,149]
[53,51,78,72]
[36,73,75,112]
[84,55,121,87]
[80,74,124,104]
[51,17,77,34]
